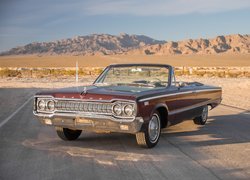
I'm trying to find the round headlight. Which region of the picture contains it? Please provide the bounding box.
[37,100,46,110]
[113,104,122,116]
[124,104,134,116]
[47,100,55,111]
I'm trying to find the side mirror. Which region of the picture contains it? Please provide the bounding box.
[177,81,185,88]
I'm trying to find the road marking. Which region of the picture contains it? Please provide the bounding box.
[221,103,249,112]
[0,96,33,128]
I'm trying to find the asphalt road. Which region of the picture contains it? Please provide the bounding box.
[0,88,250,180]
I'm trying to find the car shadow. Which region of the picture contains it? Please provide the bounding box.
[23,107,250,158]
[20,100,250,178]
[161,108,250,147]
[67,107,250,150]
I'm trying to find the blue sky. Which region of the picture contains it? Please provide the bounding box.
[0,0,250,52]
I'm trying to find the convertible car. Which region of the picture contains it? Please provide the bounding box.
[33,64,222,148]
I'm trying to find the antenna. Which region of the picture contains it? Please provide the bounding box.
[76,60,79,83]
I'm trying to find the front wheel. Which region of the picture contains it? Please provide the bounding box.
[56,127,82,141]
[193,105,209,125]
[136,112,161,148]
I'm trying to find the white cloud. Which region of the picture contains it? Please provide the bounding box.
[82,0,250,16]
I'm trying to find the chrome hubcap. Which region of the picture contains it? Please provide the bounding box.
[202,106,208,122]
[148,114,160,143]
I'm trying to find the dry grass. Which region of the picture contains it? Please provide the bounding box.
[0,67,104,78]
[0,54,250,67]
[1,67,249,78]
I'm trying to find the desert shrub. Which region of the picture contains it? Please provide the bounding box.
[41,69,51,75]
[203,72,214,77]
[0,69,21,77]
[182,70,190,75]
[92,68,104,75]
[214,71,225,78]
[226,71,241,78]
[64,70,75,76]
[50,69,63,76]
[175,70,183,76]
[78,68,88,76]
[21,69,32,78]
[31,69,42,78]
[194,71,206,77]
[244,71,250,78]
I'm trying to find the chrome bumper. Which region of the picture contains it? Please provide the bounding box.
[34,112,144,134]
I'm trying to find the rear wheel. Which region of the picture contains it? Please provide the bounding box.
[136,112,161,148]
[56,127,82,141]
[193,105,208,125]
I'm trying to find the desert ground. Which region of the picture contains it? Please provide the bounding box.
[1,54,250,179]
[0,54,249,110]
[0,54,250,67]
[0,81,250,180]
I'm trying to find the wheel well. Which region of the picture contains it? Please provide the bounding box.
[156,107,168,128]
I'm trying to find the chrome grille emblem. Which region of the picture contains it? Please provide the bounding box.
[81,87,87,96]
[55,101,113,114]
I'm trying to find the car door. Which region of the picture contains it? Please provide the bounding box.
[166,83,197,125]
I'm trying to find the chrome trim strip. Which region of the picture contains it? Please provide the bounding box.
[194,89,221,93]
[33,111,136,122]
[139,91,192,102]
[168,98,221,115]
[34,95,136,103]
[138,89,220,102]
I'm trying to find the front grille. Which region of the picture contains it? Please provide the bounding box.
[55,100,113,114]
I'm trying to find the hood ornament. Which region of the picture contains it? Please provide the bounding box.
[81,86,87,96]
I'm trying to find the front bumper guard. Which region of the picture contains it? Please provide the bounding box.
[34,112,144,134]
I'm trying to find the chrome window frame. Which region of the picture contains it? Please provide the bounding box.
[93,64,173,88]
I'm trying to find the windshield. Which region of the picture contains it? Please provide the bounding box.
[94,65,169,88]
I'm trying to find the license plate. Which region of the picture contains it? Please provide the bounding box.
[76,118,93,125]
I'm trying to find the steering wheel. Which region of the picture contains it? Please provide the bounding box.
[132,80,148,84]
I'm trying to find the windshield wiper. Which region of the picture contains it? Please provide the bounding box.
[94,82,156,88]
[116,83,155,88]
[93,83,115,87]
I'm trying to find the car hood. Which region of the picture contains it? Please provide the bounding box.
[35,85,156,101]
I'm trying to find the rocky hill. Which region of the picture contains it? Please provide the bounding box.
[1,33,249,56]
[0,33,165,56]
[128,34,250,55]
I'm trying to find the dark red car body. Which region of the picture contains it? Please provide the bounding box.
[34,64,222,147]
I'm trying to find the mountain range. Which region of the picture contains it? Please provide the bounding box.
[0,33,249,56]
[0,33,165,56]
[130,34,250,55]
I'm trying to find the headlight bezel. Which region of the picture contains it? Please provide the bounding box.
[112,101,136,118]
[36,98,56,112]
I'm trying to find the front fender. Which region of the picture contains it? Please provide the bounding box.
[139,102,169,132]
